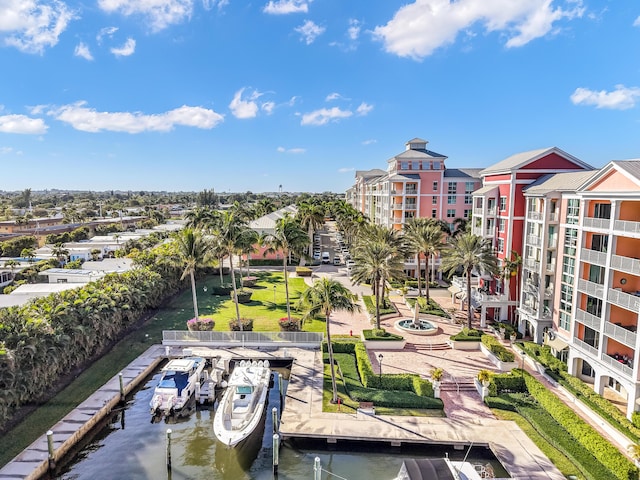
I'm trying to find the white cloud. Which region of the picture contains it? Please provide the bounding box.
[74,42,93,60]
[347,18,361,40]
[229,88,264,119]
[634,16,640,27]
[97,0,193,32]
[49,101,224,133]
[277,146,306,154]
[373,0,585,60]
[0,146,14,154]
[110,38,136,57]
[263,0,309,15]
[570,85,640,110]
[295,20,324,45]
[338,167,355,173]
[301,107,352,126]
[202,0,229,11]
[326,93,341,101]
[262,101,275,114]
[0,0,77,54]
[356,102,373,115]
[0,114,48,134]
[96,26,118,44]
[362,139,377,145]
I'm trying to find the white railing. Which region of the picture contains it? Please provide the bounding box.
[524,258,540,272]
[583,217,610,230]
[527,234,541,247]
[611,254,640,276]
[405,203,417,210]
[162,331,324,346]
[487,207,497,215]
[528,211,543,221]
[615,219,640,235]
[547,234,558,248]
[600,352,633,377]
[545,261,556,274]
[393,203,403,209]
[575,308,601,330]
[607,288,640,312]
[577,278,604,298]
[580,248,607,266]
[473,208,484,217]
[548,212,559,222]
[573,337,598,356]
[604,322,637,349]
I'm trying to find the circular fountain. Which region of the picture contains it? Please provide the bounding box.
[394,318,439,336]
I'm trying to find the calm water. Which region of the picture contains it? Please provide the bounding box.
[57,365,508,480]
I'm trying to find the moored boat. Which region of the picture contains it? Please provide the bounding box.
[150,357,206,418]
[213,359,271,447]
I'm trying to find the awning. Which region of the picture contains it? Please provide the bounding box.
[546,336,569,352]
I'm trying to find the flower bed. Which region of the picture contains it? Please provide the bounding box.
[481,335,517,370]
[241,276,258,287]
[279,317,301,332]
[228,317,254,331]
[231,288,253,304]
[186,317,215,331]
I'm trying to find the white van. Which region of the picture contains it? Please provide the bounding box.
[321,252,330,264]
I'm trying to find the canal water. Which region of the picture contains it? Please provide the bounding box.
[57,363,508,480]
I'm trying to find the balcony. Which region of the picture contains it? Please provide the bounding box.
[573,337,598,356]
[604,322,637,349]
[524,258,540,272]
[545,262,556,274]
[583,216,610,230]
[577,278,605,298]
[575,308,601,330]
[581,248,607,267]
[548,212,559,222]
[484,229,495,238]
[393,203,403,209]
[614,219,640,236]
[405,203,417,210]
[405,188,417,195]
[487,207,497,216]
[601,353,633,377]
[544,286,554,298]
[611,254,640,276]
[528,211,543,221]
[547,235,558,248]
[608,288,640,312]
[473,208,484,217]
[527,234,541,247]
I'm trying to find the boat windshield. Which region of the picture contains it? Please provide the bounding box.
[236,386,253,395]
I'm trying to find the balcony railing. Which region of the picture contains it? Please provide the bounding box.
[528,211,543,221]
[405,189,417,195]
[583,217,610,230]
[577,278,604,298]
[487,207,497,216]
[545,262,556,274]
[527,234,541,247]
[581,248,607,267]
[604,322,637,349]
[547,235,558,248]
[573,337,598,356]
[575,308,601,330]
[473,208,484,217]
[611,254,640,276]
[614,219,640,235]
[393,203,403,209]
[601,352,633,377]
[524,258,540,271]
[608,288,640,312]
[405,203,417,210]
[544,286,554,298]
[548,212,559,222]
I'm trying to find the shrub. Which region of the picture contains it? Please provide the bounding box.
[186,317,215,331]
[481,335,515,362]
[231,288,253,304]
[361,295,396,316]
[228,317,254,331]
[212,283,234,295]
[362,328,404,341]
[279,317,300,331]
[450,327,482,341]
[241,276,258,287]
[295,267,312,277]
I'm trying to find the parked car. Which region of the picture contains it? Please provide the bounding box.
[322,252,331,264]
[313,251,321,260]
[333,257,341,266]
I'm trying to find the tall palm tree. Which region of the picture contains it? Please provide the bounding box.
[502,250,522,325]
[351,226,406,329]
[173,228,211,321]
[404,219,445,301]
[50,242,69,267]
[216,211,248,329]
[298,278,360,403]
[261,214,309,322]
[296,201,325,258]
[440,232,499,329]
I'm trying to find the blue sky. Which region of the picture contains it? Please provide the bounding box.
[1,0,639,193]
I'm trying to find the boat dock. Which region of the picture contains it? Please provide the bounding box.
[1,342,565,480]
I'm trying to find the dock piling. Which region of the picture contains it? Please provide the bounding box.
[118,372,124,402]
[272,433,279,475]
[46,430,55,471]
[272,407,278,435]
[313,457,321,480]
[166,429,172,470]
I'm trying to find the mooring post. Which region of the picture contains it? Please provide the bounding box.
[118,372,125,402]
[278,374,284,407]
[46,430,55,471]
[272,433,279,475]
[313,456,321,480]
[195,382,201,403]
[166,429,172,470]
[272,407,278,435]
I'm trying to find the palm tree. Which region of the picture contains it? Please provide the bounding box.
[404,219,445,301]
[50,242,69,267]
[351,226,405,329]
[502,250,522,325]
[173,228,211,321]
[255,198,276,217]
[440,232,499,329]
[261,214,309,323]
[296,201,325,260]
[298,278,360,403]
[20,247,35,263]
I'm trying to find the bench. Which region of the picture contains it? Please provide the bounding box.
[357,401,375,416]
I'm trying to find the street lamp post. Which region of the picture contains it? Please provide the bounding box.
[521,351,526,377]
[378,353,384,381]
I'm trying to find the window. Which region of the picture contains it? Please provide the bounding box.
[563,228,578,256]
[464,195,472,204]
[433,161,440,170]
[432,209,437,218]
[401,161,409,170]
[566,199,580,224]
[465,182,475,194]
[593,202,611,219]
[463,209,471,219]
[448,182,457,194]
[497,238,504,253]
[499,219,506,232]
[583,326,599,348]
[591,234,608,253]
[412,161,420,170]
[559,311,571,331]
[588,265,605,284]
[447,195,456,204]
[499,196,507,212]
[447,209,456,218]
[433,181,438,191]
[560,284,573,313]
[561,256,575,284]
[432,195,437,205]
[586,296,602,316]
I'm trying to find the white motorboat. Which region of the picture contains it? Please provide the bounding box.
[213,359,271,447]
[150,357,206,418]
[396,458,495,479]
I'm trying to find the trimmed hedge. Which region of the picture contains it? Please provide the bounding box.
[295,267,312,277]
[450,327,482,342]
[523,372,637,480]
[361,295,397,316]
[406,297,449,318]
[362,328,404,341]
[481,335,515,362]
